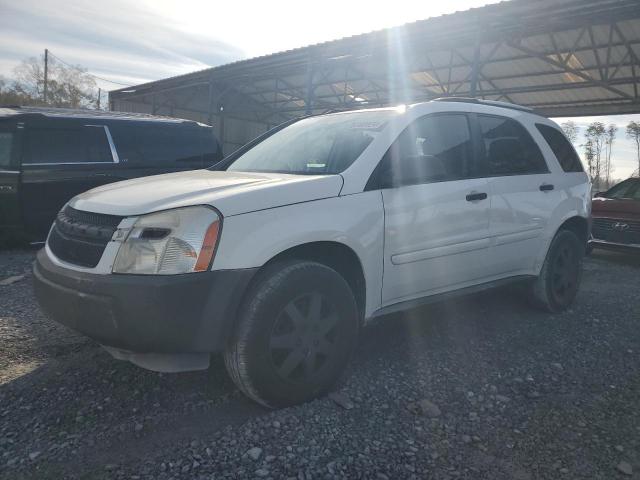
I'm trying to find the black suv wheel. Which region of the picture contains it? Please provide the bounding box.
[224,260,359,408]
[529,229,584,313]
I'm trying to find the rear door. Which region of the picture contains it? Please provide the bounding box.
[0,120,22,236]
[20,118,119,238]
[376,113,492,305]
[472,113,560,276]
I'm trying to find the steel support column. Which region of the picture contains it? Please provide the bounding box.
[305,54,315,115]
[470,38,482,97]
[207,74,216,125]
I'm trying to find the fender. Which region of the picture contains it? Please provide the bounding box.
[533,173,591,273]
[212,191,385,317]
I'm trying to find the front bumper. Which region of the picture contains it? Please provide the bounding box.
[33,249,257,355]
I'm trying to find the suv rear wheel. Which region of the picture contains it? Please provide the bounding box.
[224,260,359,408]
[529,229,584,313]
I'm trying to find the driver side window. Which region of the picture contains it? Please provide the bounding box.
[368,113,473,189]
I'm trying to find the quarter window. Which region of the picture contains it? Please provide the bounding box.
[478,115,547,176]
[370,114,474,188]
[536,123,583,172]
[24,126,113,164]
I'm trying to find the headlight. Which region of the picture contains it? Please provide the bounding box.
[113,206,221,275]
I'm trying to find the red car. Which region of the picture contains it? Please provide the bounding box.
[590,177,640,253]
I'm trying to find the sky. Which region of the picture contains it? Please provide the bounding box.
[0,0,638,178]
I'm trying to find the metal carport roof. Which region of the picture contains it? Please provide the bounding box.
[110,0,640,139]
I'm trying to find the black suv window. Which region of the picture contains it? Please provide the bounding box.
[24,126,112,164]
[110,124,221,167]
[369,114,473,189]
[536,123,583,172]
[0,132,13,168]
[477,115,547,176]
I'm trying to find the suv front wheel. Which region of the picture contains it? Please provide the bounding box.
[224,260,359,408]
[529,229,584,313]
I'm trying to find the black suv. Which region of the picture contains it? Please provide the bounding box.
[0,106,222,242]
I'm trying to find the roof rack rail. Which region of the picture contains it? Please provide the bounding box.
[433,97,534,113]
[0,105,203,124]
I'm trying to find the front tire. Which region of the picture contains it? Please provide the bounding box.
[224,260,359,408]
[529,229,584,313]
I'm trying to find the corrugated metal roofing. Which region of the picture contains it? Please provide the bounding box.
[110,0,640,124]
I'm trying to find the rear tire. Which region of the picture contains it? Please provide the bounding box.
[224,260,359,408]
[529,229,584,313]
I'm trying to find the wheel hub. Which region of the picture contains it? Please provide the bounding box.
[269,292,340,382]
[551,244,577,301]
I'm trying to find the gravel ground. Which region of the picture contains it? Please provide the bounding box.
[1,248,639,480]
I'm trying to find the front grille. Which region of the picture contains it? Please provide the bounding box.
[592,217,640,245]
[48,206,124,267]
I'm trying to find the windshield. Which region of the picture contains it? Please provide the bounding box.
[227,110,393,175]
[603,179,640,200]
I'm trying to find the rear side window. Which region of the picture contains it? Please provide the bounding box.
[110,124,221,168]
[477,115,547,176]
[369,114,474,189]
[24,126,112,164]
[535,124,583,172]
[0,132,13,168]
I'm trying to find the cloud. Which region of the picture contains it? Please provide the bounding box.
[0,0,245,87]
[1,0,638,178]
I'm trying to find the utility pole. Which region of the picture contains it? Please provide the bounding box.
[43,48,49,104]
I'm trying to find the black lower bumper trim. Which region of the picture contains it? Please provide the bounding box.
[33,249,258,353]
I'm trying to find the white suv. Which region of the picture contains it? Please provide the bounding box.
[34,99,591,407]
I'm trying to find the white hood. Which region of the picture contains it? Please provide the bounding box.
[69,170,344,217]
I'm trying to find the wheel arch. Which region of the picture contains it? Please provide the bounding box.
[535,214,589,274]
[557,215,589,247]
[259,241,367,322]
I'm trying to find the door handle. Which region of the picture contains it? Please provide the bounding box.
[466,192,488,201]
[539,184,554,192]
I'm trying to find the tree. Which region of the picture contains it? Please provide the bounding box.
[561,120,579,144]
[603,123,617,188]
[585,122,606,190]
[627,121,640,177]
[0,76,36,106]
[1,54,98,109]
[584,138,595,181]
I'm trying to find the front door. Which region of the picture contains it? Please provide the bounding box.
[376,113,492,305]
